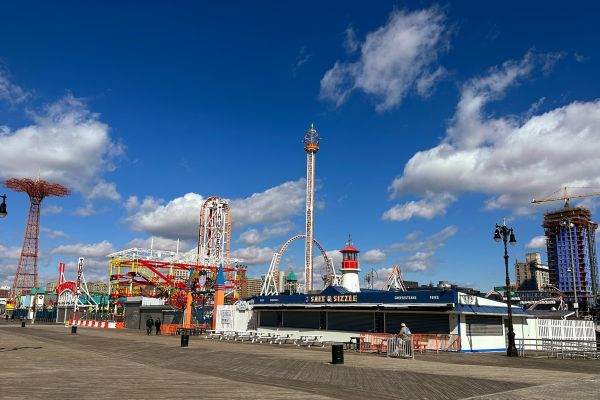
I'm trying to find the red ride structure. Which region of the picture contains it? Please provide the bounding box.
[4,178,70,298]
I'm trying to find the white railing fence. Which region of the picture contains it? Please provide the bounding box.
[517,338,600,359]
[386,337,414,359]
[536,318,596,341]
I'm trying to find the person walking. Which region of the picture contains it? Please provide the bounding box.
[155,317,162,335]
[146,316,154,335]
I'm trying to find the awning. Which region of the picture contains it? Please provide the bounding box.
[453,304,528,316]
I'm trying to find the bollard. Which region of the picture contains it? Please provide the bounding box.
[21,321,25,328]
[180,334,189,347]
[71,326,77,334]
[331,344,344,364]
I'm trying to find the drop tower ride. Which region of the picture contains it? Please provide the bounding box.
[303,124,320,294]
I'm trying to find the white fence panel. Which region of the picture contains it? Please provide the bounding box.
[537,319,595,341]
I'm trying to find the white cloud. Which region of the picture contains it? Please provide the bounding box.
[388,225,457,272]
[61,258,107,279]
[87,180,121,202]
[383,193,456,221]
[405,251,435,272]
[343,25,359,54]
[574,52,586,63]
[319,7,448,111]
[362,249,386,264]
[73,203,95,217]
[294,46,312,72]
[231,246,275,266]
[0,242,22,286]
[0,242,21,260]
[0,94,123,199]
[525,235,547,249]
[126,179,306,240]
[51,240,115,258]
[230,179,306,228]
[263,222,295,238]
[41,205,63,216]
[125,236,191,252]
[126,192,203,240]
[40,227,69,239]
[239,229,262,246]
[388,51,598,216]
[0,65,29,104]
[416,66,447,98]
[238,222,294,245]
[405,231,422,241]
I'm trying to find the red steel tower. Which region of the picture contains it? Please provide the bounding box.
[4,178,70,297]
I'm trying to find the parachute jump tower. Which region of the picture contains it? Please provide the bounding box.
[4,178,70,298]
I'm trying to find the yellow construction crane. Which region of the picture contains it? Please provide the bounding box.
[531,186,600,208]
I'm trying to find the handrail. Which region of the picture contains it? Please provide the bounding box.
[517,337,600,359]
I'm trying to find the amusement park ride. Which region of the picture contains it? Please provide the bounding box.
[107,197,245,327]
[56,258,99,319]
[7,126,413,325]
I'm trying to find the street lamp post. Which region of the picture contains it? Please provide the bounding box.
[0,194,7,218]
[561,219,579,318]
[494,221,518,357]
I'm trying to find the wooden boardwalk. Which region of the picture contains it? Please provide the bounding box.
[1,324,599,399]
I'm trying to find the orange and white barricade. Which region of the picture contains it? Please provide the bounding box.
[68,319,122,329]
[359,333,393,353]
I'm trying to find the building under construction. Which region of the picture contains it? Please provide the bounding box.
[543,207,599,308]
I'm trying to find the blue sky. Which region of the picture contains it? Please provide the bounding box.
[1,2,600,291]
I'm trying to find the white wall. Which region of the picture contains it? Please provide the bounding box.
[458,315,506,352]
[460,330,505,352]
[215,304,252,332]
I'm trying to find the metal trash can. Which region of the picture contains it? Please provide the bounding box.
[331,344,344,364]
[21,321,25,328]
[180,334,189,347]
[71,326,77,334]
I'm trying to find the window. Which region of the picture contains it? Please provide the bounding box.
[465,315,503,336]
[259,311,282,327]
[281,311,320,329]
[374,312,385,333]
[319,311,327,330]
[385,313,450,334]
[328,312,374,332]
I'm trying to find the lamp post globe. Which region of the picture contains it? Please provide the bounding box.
[494,221,519,357]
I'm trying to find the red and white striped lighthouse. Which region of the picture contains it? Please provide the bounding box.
[340,235,361,292]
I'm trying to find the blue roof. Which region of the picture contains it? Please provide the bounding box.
[321,286,352,295]
[454,304,528,316]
